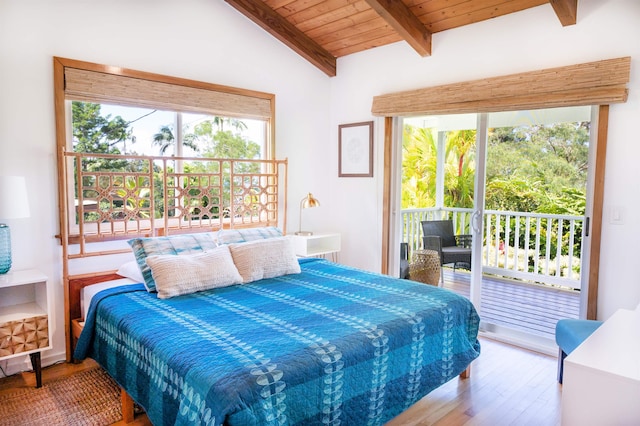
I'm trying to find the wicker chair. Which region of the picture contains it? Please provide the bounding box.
[421,220,472,275]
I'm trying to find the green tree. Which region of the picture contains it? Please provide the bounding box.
[72,102,133,154]
[152,125,199,155]
[210,116,248,133]
[401,125,437,208]
[189,120,260,161]
[72,102,135,171]
[485,123,588,214]
[444,130,475,209]
[179,119,261,216]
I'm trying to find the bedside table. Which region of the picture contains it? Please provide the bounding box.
[0,269,50,387]
[292,233,341,262]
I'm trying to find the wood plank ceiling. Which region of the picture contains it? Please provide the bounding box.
[224,0,578,77]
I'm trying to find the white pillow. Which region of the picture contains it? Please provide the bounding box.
[229,236,301,283]
[145,245,243,299]
[116,260,145,283]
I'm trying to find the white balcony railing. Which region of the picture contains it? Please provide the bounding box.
[401,208,584,290]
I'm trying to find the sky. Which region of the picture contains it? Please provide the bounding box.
[99,104,265,157]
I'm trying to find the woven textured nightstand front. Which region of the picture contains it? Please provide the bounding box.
[0,315,49,357]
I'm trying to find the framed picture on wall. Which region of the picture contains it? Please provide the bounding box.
[338,121,373,177]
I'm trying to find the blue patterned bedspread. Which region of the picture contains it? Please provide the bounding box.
[75,258,480,426]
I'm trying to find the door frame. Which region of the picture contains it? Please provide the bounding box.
[382,105,610,320]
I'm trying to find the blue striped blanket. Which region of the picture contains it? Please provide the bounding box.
[75,258,480,425]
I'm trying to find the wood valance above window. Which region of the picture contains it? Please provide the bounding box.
[60,58,274,120]
[371,57,631,116]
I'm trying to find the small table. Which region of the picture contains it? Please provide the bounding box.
[410,249,441,286]
[291,233,341,262]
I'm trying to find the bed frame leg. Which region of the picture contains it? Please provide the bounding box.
[121,388,135,423]
[459,365,471,379]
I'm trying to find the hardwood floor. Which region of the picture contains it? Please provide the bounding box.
[0,337,561,426]
[388,337,562,425]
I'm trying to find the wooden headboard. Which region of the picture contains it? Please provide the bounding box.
[60,152,288,360]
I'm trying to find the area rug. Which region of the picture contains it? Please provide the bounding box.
[0,366,121,426]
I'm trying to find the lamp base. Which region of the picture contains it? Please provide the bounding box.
[295,231,314,236]
[0,224,11,274]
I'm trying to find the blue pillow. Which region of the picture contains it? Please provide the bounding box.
[128,233,218,292]
[216,226,283,245]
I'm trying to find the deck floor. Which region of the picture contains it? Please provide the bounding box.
[439,268,580,339]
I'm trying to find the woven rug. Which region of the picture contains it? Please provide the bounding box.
[0,366,121,426]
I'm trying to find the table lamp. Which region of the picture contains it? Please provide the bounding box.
[296,192,320,236]
[0,176,31,274]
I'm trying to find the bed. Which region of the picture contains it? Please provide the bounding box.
[73,255,479,425]
[60,153,480,425]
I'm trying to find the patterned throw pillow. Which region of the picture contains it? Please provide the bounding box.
[216,226,283,245]
[228,236,301,283]
[128,233,218,292]
[145,246,243,299]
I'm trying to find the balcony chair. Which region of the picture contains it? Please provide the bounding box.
[554,318,603,383]
[421,220,472,281]
[400,242,410,279]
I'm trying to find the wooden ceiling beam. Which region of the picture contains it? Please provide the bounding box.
[224,0,337,77]
[364,0,432,57]
[549,0,578,26]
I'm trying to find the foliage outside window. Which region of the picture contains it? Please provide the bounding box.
[402,108,589,277]
[71,101,266,223]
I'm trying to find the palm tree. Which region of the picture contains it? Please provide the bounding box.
[445,130,476,209]
[211,117,248,133]
[152,125,199,155]
[402,125,437,208]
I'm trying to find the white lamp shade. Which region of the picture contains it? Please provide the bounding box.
[0,176,31,219]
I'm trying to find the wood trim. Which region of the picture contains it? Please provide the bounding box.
[586,105,609,320]
[364,0,432,57]
[372,57,630,116]
[224,0,337,77]
[381,117,393,275]
[549,0,578,26]
[53,57,73,362]
[67,272,121,361]
[121,389,135,423]
[68,272,122,325]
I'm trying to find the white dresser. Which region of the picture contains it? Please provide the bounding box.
[561,306,640,425]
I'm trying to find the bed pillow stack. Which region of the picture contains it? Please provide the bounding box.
[126,227,300,298]
[128,233,218,293]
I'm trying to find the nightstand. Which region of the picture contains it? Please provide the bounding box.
[0,269,50,387]
[292,233,341,262]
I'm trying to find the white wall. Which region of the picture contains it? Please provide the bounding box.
[1,0,638,373]
[327,0,640,319]
[0,0,332,373]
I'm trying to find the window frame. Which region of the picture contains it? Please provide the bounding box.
[53,56,277,248]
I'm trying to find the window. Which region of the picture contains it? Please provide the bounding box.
[54,58,282,241]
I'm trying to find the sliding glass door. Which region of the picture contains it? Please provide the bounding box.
[398,106,594,350]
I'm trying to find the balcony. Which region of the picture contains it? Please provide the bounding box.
[402,207,582,339]
[441,269,580,340]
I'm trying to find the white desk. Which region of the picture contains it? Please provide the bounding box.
[561,307,640,425]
